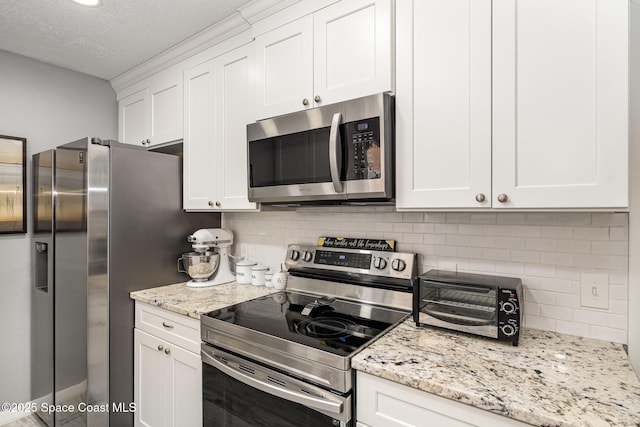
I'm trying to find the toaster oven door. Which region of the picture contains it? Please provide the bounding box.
[416,281,498,338]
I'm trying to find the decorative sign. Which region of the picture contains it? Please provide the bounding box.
[318,236,395,252]
[0,135,26,234]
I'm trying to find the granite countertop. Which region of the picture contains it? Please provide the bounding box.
[130,282,276,319]
[352,319,640,427]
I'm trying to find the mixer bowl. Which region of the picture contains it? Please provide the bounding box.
[178,252,220,282]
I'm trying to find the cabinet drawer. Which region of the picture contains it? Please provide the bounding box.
[135,302,200,353]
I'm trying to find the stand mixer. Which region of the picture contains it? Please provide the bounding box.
[180,228,236,287]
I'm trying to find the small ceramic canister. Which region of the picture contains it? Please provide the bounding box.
[235,259,257,284]
[272,271,288,290]
[264,270,274,288]
[251,264,269,286]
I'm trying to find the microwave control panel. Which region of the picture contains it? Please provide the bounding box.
[345,117,381,181]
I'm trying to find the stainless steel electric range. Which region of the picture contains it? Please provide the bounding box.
[200,244,417,427]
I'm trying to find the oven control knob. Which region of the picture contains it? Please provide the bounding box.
[373,257,387,270]
[501,301,517,315]
[391,259,406,272]
[302,251,313,262]
[501,324,516,337]
[289,249,300,261]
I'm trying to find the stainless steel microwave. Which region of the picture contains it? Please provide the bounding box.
[246,93,394,204]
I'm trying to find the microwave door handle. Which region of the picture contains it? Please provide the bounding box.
[329,112,343,193]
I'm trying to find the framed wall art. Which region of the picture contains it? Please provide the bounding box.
[0,135,27,233]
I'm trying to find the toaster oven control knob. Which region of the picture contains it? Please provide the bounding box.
[373,257,387,270]
[391,259,406,272]
[501,324,516,337]
[289,249,300,261]
[500,301,517,315]
[302,251,313,262]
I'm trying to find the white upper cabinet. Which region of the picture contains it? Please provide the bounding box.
[254,0,393,120]
[183,43,258,211]
[118,69,183,147]
[396,0,492,209]
[492,0,628,209]
[396,0,628,210]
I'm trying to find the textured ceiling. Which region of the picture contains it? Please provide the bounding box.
[0,0,251,80]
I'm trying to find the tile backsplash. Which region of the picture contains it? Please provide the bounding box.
[223,208,629,343]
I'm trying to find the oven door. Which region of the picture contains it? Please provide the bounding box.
[201,344,352,427]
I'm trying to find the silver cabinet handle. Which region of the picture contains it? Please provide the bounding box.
[208,201,214,207]
[475,193,486,202]
[497,193,509,203]
[164,348,171,355]
[201,349,343,415]
[146,139,150,145]
[162,322,174,329]
[141,140,146,146]
[157,345,163,351]
[329,112,344,193]
[215,201,221,207]
[314,95,321,103]
[302,98,309,106]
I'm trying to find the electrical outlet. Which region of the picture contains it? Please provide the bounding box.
[580,273,609,309]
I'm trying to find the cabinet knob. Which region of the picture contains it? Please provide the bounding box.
[302,98,309,106]
[497,193,509,203]
[146,139,150,145]
[208,201,214,207]
[215,201,221,207]
[164,348,171,355]
[157,345,163,351]
[314,95,321,103]
[141,140,146,146]
[475,193,486,203]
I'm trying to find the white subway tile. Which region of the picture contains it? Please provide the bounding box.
[424,213,446,223]
[525,213,557,225]
[402,233,424,244]
[525,289,557,305]
[591,212,627,227]
[468,235,496,248]
[609,299,628,315]
[435,223,458,234]
[540,305,573,321]
[524,264,556,278]
[413,244,436,256]
[556,213,591,226]
[457,224,484,235]
[609,284,627,301]
[559,293,581,308]
[524,315,556,331]
[445,234,470,246]
[445,213,470,223]
[609,272,628,285]
[573,309,609,327]
[525,238,557,251]
[383,213,403,222]
[413,223,435,233]
[573,227,610,240]
[541,252,574,267]
[496,213,526,225]
[510,250,541,264]
[589,325,626,344]
[402,212,424,223]
[555,267,581,281]
[573,254,609,269]
[538,278,576,294]
[608,313,627,330]
[591,241,628,256]
[556,320,589,337]
[495,261,525,275]
[374,222,394,232]
[484,225,541,238]
[470,213,496,224]
[435,245,458,257]
[495,237,525,250]
[424,234,447,245]
[609,227,628,241]
[557,239,590,254]
[540,226,574,239]
[524,302,541,316]
[608,256,628,271]
[466,259,496,273]
[393,222,413,233]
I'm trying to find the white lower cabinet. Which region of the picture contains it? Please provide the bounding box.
[134,303,201,427]
[356,372,532,427]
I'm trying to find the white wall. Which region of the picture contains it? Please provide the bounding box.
[224,208,628,343]
[0,50,117,403]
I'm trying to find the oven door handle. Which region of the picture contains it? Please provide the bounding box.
[329,112,343,194]
[201,348,344,416]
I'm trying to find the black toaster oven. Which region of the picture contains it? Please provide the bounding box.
[413,270,523,346]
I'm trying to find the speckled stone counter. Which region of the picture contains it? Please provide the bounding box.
[352,320,640,427]
[130,282,276,319]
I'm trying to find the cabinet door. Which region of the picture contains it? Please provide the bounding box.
[492,0,628,208]
[396,0,492,209]
[166,344,202,427]
[254,15,313,120]
[213,44,259,211]
[134,329,168,427]
[183,60,217,210]
[119,88,149,147]
[313,0,393,107]
[149,72,183,146]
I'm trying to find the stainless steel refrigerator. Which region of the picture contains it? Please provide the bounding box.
[31,137,218,426]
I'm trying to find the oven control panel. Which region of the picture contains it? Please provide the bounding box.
[286,244,416,280]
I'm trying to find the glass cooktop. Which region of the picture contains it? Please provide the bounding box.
[203,291,409,357]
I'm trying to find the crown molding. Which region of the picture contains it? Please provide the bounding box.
[110,0,296,93]
[238,0,300,24]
